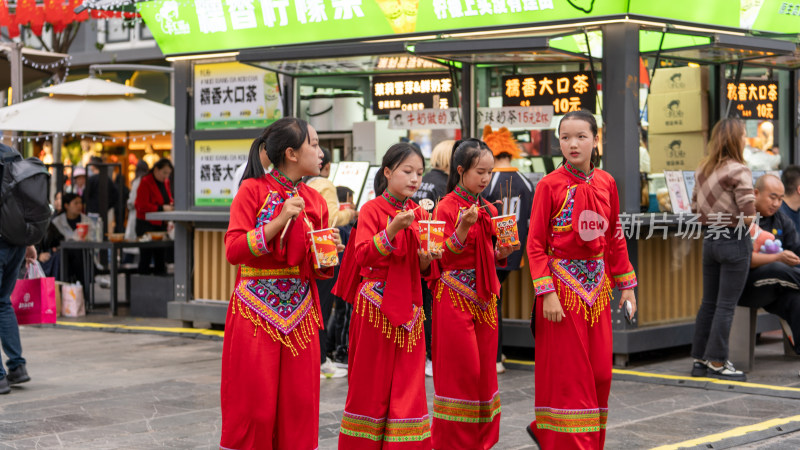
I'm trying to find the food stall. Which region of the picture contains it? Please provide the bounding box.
[137,1,799,362]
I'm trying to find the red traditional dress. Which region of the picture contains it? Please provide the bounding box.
[526,162,637,449]
[220,169,333,450]
[430,185,504,450]
[334,191,431,449]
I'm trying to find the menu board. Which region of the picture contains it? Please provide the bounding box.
[194,139,251,206]
[726,79,779,120]
[194,61,282,130]
[372,73,452,114]
[502,71,596,114]
[333,161,371,205]
[682,171,696,202]
[357,166,381,210]
[664,170,692,214]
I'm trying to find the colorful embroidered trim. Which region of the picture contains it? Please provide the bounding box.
[269,169,297,190]
[356,281,425,350]
[246,226,269,257]
[340,411,431,443]
[373,230,396,256]
[550,258,606,307]
[436,276,497,326]
[381,190,407,210]
[454,184,478,204]
[535,407,608,433]
[533,276,556,296]
[231,281,320,357]
[548,259,612,327]
[564,161,594,183]
[239,265,300,278]
[551,185,577,232]
[433,391,501,424]
[613,271,638,290]
[233,278,316,356]
[256,191,282,228]
[445,232,465,254]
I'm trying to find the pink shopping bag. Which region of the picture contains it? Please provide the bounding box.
[10,263,57,325]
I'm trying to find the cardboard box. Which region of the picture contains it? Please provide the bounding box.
[648,91,709,134]
[649,132,708,173]
[650,66,709,93]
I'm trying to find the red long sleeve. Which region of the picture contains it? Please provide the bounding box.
[603,179,636,289]
[526,179,556,296]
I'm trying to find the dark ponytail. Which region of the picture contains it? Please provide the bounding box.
[374,142,425,195]
[241,132,268,185]
[447,138,491,192]
[241,117,310,185]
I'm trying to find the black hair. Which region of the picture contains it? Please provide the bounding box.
[62,193,81,209]
[374,143,425,196]
[447,139,492,193]
[782,165,800,196]
[242,117,310,184]
[558,110,601,168]
[337,185,354,203]
[320,147,331,168]
[149,158,174,175]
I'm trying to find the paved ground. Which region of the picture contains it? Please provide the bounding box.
[1,317,799,449]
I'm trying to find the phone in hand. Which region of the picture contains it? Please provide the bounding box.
[623,300,634,324]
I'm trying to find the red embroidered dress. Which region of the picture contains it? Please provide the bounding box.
[430,185,503,450]
[526,162,637,449]
[336,191,431,449]
[220,170,332,450]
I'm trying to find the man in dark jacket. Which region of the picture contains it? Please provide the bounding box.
[0,143,35,394]
[739,174,800,354]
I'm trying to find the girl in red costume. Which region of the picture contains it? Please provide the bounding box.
[335,143,440,449]
[221,117,342,450]
[526,110,638,449]
[431,139,516,449]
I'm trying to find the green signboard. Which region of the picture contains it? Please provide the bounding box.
[137,0,628,55]
[138,0,798,56]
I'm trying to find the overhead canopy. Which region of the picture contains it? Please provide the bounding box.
[0,45,69,92]
[640,33,796,64]
[239,41,447,76]
[747,45,800,70]
[411,36,593,65]
[0,77,173,133]
[39,77,145,96]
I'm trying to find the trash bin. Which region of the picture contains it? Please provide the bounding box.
[130,274,174,318]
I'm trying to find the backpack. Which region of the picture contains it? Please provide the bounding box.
[0,143,51,246]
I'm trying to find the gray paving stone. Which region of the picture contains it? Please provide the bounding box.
[2,325,800,449]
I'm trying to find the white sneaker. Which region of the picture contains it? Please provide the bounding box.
[705,360,746,382]
[501,353,507,363]
[496,362,506,374]
[425,359,433,377]
[321,357,347,379]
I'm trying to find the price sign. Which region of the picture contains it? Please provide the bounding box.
[502,71,596,114]
[372,73,452,114]
[725,79,779,120]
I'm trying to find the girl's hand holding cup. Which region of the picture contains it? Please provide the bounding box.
[332,228,345,252]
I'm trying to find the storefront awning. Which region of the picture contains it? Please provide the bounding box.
[746,45,800,70]
[237,42,446,76]
[411,36,592,65]
[640,33,796,64]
